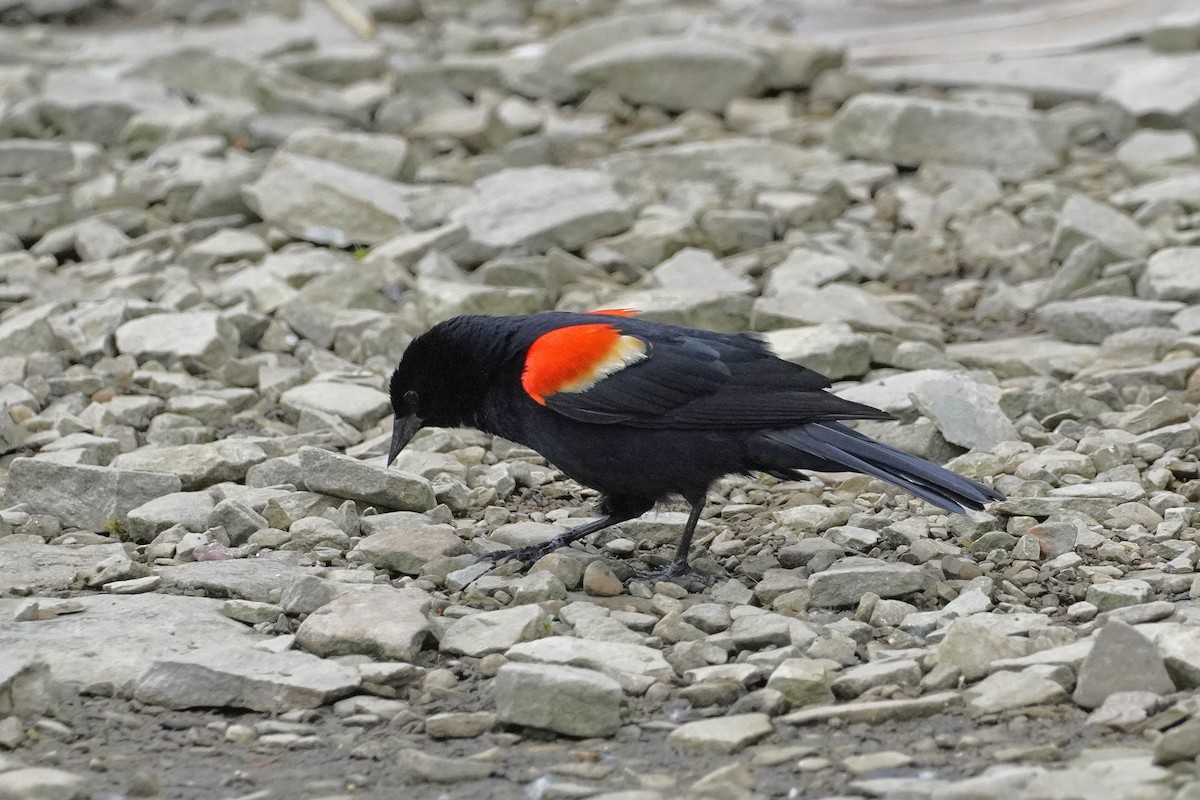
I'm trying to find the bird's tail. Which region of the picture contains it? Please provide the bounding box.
[752,422,1003,513]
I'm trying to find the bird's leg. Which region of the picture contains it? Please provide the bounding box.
[477,499,650,567]
[633,499,719,585]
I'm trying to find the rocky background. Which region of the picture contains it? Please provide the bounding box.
[2,0,1200,798]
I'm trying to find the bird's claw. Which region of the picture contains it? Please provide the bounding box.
[475,542,557,568]
[631,560,722,588]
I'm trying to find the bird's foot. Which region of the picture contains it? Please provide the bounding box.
[631,559,722,588]
[476,539,564,568]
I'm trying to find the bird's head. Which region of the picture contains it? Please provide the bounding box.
[386,316,514,465]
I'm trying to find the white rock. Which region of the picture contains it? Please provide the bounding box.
[134,646,360,712]
[440,605,549,657]
[493,663,622,737]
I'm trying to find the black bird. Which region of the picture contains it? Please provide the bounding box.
[387,311,1002,579]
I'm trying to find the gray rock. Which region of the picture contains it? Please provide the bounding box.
[415,279,549,326]
[280,383,391,430]
[0,767,85,800]
[1086,579,1151,612]
[1037,297,1183,344]
[111,441,267,491]
[207,499,268,546]
[809,557,925,608]
[1051,194,1150,261]
[296,587,431,662]
[4,458,181,533]
[642,248,754,295]
[964,669,1069,714]
[0,594,259,692]
[830,93,1066,181]
[449,167,633,263]
[281,128,414,181]
[764,324,871,380]
[947,335,1098,379]
[752,284,914,335]
[39,68,183,145]
[607,287,752,332]
[494,662,623,737]
[0,302,67,356]
[156,559,319,604]
[766,658,834,708]
[242,151,416,246]
[907,372,1018,451]
[396,748,496,783]
[569,36,763,113]
[831,659,922,699]
[1115,130,1198,173]
[352,524,465,575]
[0,656,60,718]
[179,229,269,272]
[1139,247,1200,302]
[667,713,773,753]
[133,646,360,712]
[125,491,214,544]
[1152,624,1200,688]
[114,311,240,368]
[299,447,434,512]
[440,605,549,657]
[936,620,1029,681]
[1102,53,1200,132]
[1073,620,1175,710]
[1153,718,1200,766]
[505,636,675,693]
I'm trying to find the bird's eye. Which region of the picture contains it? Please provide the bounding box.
[403,390,419,408]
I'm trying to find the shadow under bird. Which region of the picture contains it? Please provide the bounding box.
[387,310,1002,580]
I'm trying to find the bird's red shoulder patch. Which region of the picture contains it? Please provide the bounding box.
[522,324,648,405]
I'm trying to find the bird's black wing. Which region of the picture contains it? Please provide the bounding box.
[535,318,891,429]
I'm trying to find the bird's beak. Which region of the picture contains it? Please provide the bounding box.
[387,414,422,466]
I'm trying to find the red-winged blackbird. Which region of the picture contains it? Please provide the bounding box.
[387,311,1002,579]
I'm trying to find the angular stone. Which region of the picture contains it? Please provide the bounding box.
[764,323,871,380]
[440,605,549,657]
[242,151,416,246]
[133,646,359,712]
[296,588,431,662]
[1037,297,1183,344]
[281,128,414,181]
[449,167,633,262]
[766,659,835,708]
[809,557,925,608]
[353,525,465,575]
[0,657,60,718]
[1139,247,1200,302]
[505,636,675,691]
[667,713,773,753]
[569,36,763,113]
[396,748,496,783]
[643,248,754,295]
[752,284,913,335]
[494,663,622,737]
[157,559,318,604]
[0,594,259,691]
[831,659,921,699]
[907,372,1018,451]
[124,491,214,544]
[299,447,434,512]
[964,670,1069,714]
[4,458,181,533]
[936,620,1029,681]
[1102,53,1200,131]
[114,311,240,367]
[111,441,267,491]
[1086,579,1151,613]
[781,691,960,725]
[280,383,391,430]
[1051,194,1150,261]
[831,93,1065,181]
[1073,620,1175,710]
[0,768,84,800]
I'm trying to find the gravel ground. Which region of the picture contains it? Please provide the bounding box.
[2,1,1200,799]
